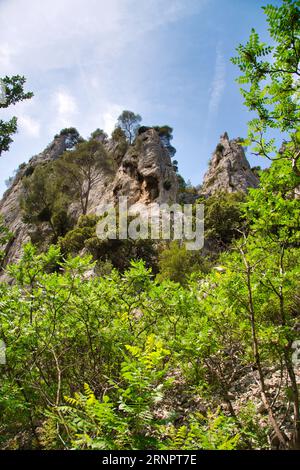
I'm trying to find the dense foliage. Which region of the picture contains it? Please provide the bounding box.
[0,0,299,451]
[0,247,269,449]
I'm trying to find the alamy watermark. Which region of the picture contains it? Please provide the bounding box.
[292,340,300,367]
[0,340,6,365]
[95,197,204,251]
[0,78,6,105]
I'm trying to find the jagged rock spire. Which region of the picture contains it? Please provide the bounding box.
[202,132,259,196]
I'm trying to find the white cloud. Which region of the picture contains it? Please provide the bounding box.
[208,44,226,117]
[51,90,78,130]
[18,115,40,138]
[103,104,123,135]
[56,91,78,118]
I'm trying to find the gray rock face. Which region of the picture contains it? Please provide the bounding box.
[202,132,259,196]
[0,134,74,269]
[0,177,30,270]
[0,128,178,269]
[112,129,178,206]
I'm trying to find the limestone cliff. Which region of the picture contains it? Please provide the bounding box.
[0,128,178,268]
[202,132,259,196]
[112,129,178,206]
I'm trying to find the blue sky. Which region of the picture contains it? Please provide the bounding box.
[0,0,281,196]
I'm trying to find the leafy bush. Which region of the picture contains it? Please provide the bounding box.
[59,214,158,272]
[203,191,246,247]
[42,339,245,450]
[157,241,211,285]
[43,336,172,449]
[164,410,240,450]
[59,214,99,255]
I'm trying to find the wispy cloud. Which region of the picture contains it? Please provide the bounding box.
[0,0,204,75]
[208,44,226,119]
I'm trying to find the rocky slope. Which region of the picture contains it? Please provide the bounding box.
[0,129,259,270]
[0,133,77,270]
[202,132,259,196]
[0,128,178,269]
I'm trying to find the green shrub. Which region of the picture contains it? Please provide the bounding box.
[41,336,172,450]
[204,191,245,247]
[164,410,240,450]
[21,164,74,242]
[157,241,211,285]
